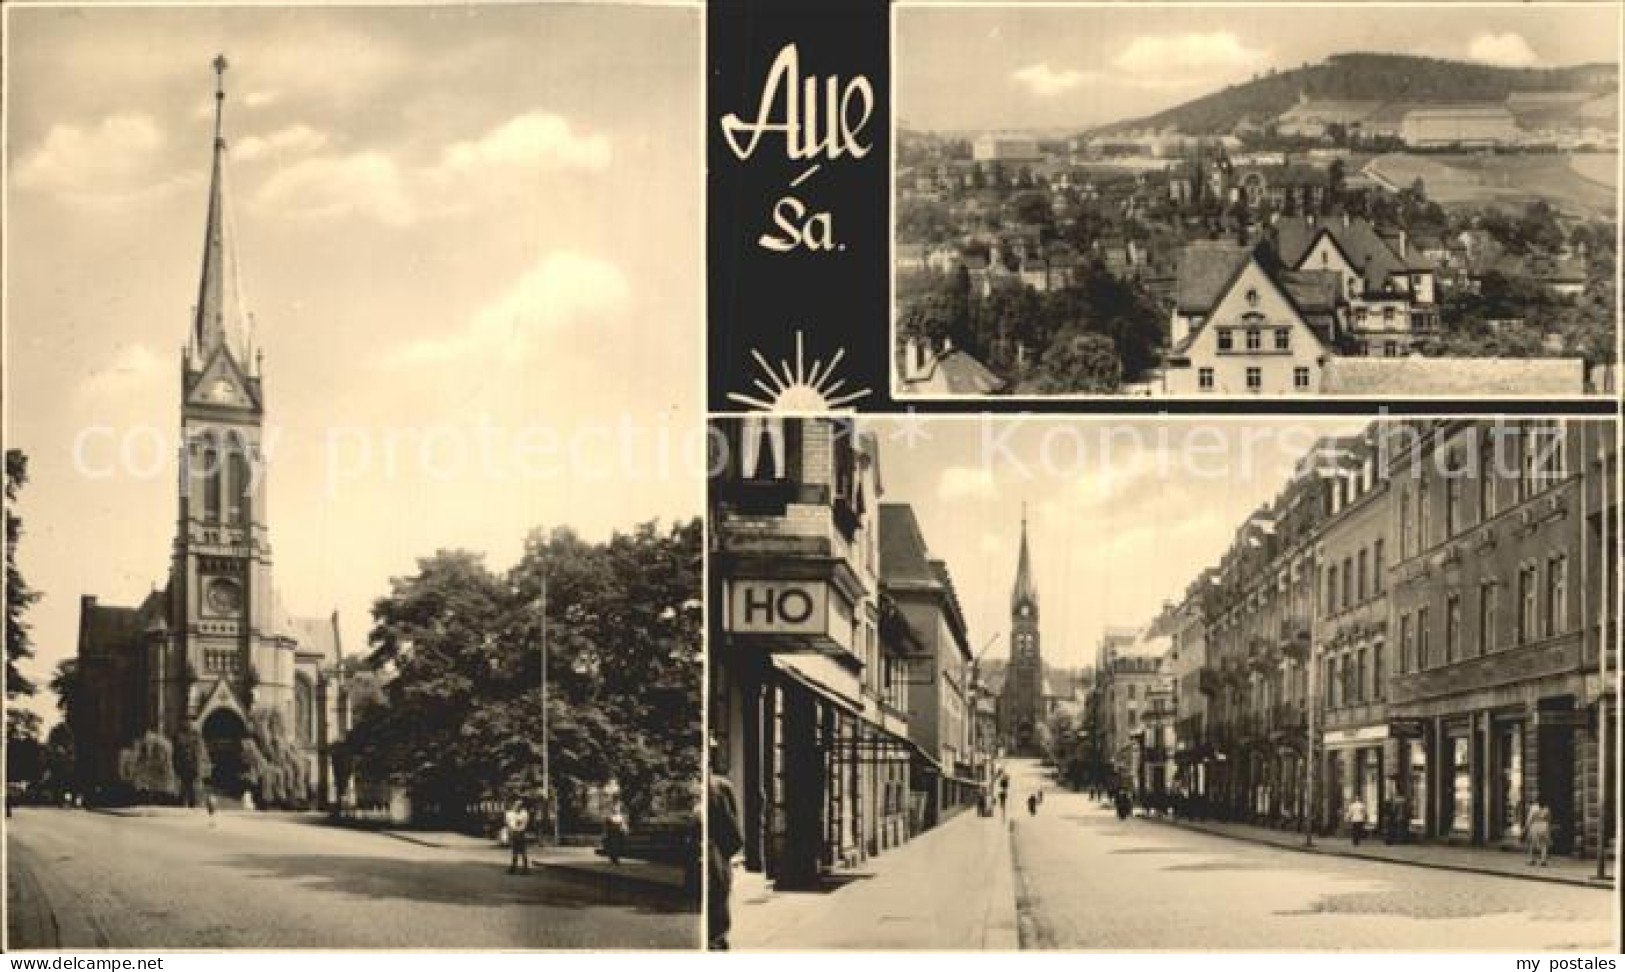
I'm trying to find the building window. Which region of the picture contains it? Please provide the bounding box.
[1326,564,1339,615]
[1445,594,1461,665]
[1246,328,1262,351]
[294,676,315,748]
[1357,549,1368,602]
[1417,606,1431,669]
[1217,329,1234,352]
[1417,475,1432,552]
[1400,613,1412,672]
[1383,306,1396,324]
[229,449,251,526]
[1199,367,1214,390]
[1479,581,1496,654]
[1342,556,1353,610]
[202,445,222,522]
[1373,539,1385,593]
[740,416,788,480]
[1478,429,1495,522]
[1246,367,1262,391]
[1275,328,1290,351]
[1399,488,1412,557]
[1294,367,1310,390]
[1547,554,1568,636]
[1383,340,1398,357]
[1445,458,1463,538]
[1519,565,1538,644]
[1373,643,1385,701]
[1355,648,1367,703]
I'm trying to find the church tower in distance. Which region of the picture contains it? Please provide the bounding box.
[1000,509,1044,755]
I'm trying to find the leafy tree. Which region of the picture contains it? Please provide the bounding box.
[1030,330,1123,393]
[1012,191,1051,226]
[41,722,75,799]
[119,731,178,803]
[173,720,211,807]
[6,450,40,748]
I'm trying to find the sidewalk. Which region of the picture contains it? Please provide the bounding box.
[1148,813,1615,890]
[729,807,1019,950]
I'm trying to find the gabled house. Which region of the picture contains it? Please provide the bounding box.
[1275,214,1439,355]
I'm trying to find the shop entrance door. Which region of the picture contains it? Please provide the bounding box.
[1538,720,1575,855]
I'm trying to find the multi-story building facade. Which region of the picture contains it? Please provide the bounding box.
[879,503,979,826]
[1315,429,1393,834]
[1168,574,1212,803]
[1385,419,1617,855]
[709,417,912,887]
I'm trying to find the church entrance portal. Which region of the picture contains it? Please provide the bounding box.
[202,708,247,797]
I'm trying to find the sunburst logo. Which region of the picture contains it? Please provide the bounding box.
[727,329,872,412]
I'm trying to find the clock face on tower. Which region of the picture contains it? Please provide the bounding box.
[205,577,243,615]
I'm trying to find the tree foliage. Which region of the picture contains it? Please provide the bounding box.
[6,450,38,711]
[119,731,178,802]
[173,720,211,807]
[345,519,702,828]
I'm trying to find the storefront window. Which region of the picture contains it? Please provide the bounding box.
[1409,747,1428,830]
[1451,735,1472,835]
[1499,725,1523,839]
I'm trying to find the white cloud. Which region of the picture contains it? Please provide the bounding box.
[1012,63,1092,97]
[1468,32,1540,67]
[243,90,281,109]
[937,465,998,502]
[381,252,631,368]
[13,114,171,205]
[233,124,328,163]
[1113,32,1267,81]
[433,112,612,178]
[253,151,415,226]
[76,343,161,401]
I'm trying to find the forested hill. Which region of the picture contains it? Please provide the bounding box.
[1087,53,1618,137]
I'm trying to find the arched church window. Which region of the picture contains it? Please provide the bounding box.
[294,676,315,747]
[203,445,222,521]
[229,449,251,525]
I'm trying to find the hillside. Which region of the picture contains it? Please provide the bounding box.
[1088,52,1618,137]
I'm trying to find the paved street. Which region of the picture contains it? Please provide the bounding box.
[6,807,696,950]
[1003,758,1617,951]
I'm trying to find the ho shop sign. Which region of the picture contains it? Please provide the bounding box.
[728,579,832,636]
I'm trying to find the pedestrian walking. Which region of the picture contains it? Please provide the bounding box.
[708,744,744,951]
[1346,796,1368,846]
[505,800,532,875]
[1036,788,1044,806]
[205,790,217,829]
[1027,792,1038,816]
[1524,800,1552,866]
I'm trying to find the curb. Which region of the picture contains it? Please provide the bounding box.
[1149,816,1615,891]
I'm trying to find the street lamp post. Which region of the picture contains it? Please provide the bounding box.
[539,574,561,847]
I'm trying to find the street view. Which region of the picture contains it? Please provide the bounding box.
[5,3,703,950]
[894,6,1619,396]
[709,416,1617,950]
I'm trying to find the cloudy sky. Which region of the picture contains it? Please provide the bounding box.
[5,3,702,724]
[898,4,1622,131]
[863,417,1365,671]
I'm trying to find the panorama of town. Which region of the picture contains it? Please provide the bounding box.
[896,52,1620,397]
[707,416,1617,951]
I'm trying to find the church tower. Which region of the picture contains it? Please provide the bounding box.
[167,54,276,748]
[77,57,344,803]
[1001,509,1044,754]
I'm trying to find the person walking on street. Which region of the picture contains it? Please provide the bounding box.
[505,800,532,875]
[205,789,217,829]
[1525,799,1552,866]
[708,744,744,951]
[1027,792,1038,816]
[1346,796,1368,846]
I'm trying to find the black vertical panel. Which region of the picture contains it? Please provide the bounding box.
[708,0,891,413]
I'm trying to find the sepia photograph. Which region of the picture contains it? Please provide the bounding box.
[893,4,1621,398]
[4,2,703,950]
[706,415,1617,950]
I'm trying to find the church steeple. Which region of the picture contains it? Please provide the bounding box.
[191,54,253,372]
[1011,505,1038,617]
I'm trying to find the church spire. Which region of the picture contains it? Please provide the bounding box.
[191,54,252,370]
[1011,505,1038,614]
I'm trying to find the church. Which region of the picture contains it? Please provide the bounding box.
[997,512,1045,755]
[76,58,346,805]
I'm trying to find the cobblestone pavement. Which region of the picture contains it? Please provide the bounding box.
[1002,759,1617,952]
[6,807,697,950]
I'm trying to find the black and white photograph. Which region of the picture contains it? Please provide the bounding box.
[4,2,704,950]
[706,415,1617,950]
[893,4,1621,398]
